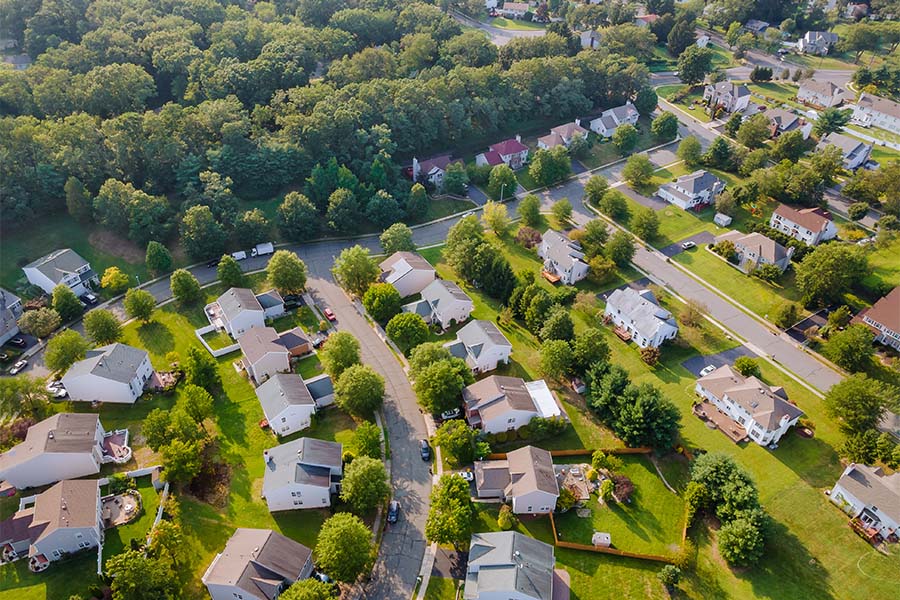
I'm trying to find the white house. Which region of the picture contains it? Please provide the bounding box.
[703,81,751,114]
[589,102,639,138]
[444,320,513,374]
[206,288,266,338]
[476,136,530,170]
[402,279,473,330]
[743,19,769,35]
[463,376,565,434]
[696,365,803,446]
[656,170,725,211]
[603,288,678,348]
[797,79,847,108]
[766,108,813,140]
[256,374,317,437]
[464,532,560,600]
[22,249,97,296]
[239,327,291,385]
[202,528,313,600]
[830,464,900,540]
[580,29,601,49]
[0,479,103,569]
[0,413,130,490]
[0,288,23,346]
[851,93,900,136]
[379,252,437,299]
[537,230,589,285]
[696,34,710,48]
[411,154,462,190]
[474,446,560,514]
[262,438,342,512]
[853,286,900,351]
[255,290,285,319]
[61,343,154,405]
[715,230,794,273]
[817,132,874,170]
[798,31,838,55]
[496,2,530,19]
[769,204,837,246]
[537,121,588,150]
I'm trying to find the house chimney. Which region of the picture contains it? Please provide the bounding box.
[515,134,521,143]
[575,118,581,127]
[412,157,420,182]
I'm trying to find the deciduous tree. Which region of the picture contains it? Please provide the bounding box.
[319,331,361,379]
[380,223,415,254]
[425,474,475,549]
[333,245,379,297]
[180,205,226,261]
[434,420,478,465]
[623,154,654,188]
[482,201,511,236]
[386,312,429,353]
[170,269,202,305]
[217,255,244,288]
[584,175,609,206]
[551,198,573,224]
[487,164,517,201]
[825,324,876,372]
[17,308,61,339]
[44,329,90,373]
[518,194,542,227]
[267,250,307,295]
[605,231,635,267]
[335,364,385,416]
[631,207,660,240]
[340,456,390,511]
[278,192,320,242]
[183,346,220,391]
[101,267,130,295]
[84,308,121,344]
[52,284,83,322]
[540,339,574,380]
[414,358,473,414]
[612,124,639,154]
[145,241,172,275]
[677,136,703,168]
[315,513,373,583]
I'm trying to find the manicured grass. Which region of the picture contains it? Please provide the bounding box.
[294,353,324,379]
[747,81,800,106]
[419,198,476,223]
[846,123,900,145]
[863,235,900,291]
[201,328,235,350]
[614,192,718,248]
[270,306,322,334]
[424,577,458,600]
[515,166,540,192]
[657,85,711,123]
[553,455,686,556]
[579,118,663,170]
[485,16,545,31]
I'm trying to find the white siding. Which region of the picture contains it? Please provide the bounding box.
[270,405,316,437]
[248,352,290,384]
[0,452,100,489]
[391,270,436,298]
[511,490,558,515]
[226,309,265,337]
[264,483,331,512]
[481,409,538,435]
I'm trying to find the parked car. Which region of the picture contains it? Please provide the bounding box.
[419,439,432,462]
[9,359,27,375]
[45,379,63,392]
[323,308,336,322]
[699,365,717,377]
[387,500,400,523]
[8,337,26,348]
[312,335,327,349]
[459,470,474,482]
[681,241,696,250]
[206,259,219,268]
[81,292,98,305]
[440,408,462,421]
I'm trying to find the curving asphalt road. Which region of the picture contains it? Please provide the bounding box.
[449,9,545,46]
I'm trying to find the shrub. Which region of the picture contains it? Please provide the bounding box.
[733,357,760,378]
[498,504,517,530]
[599,479,615,503]
[848,202,869,221]
[556,488,577,512]
[515,226,542,248]
[640,346,661,366]
[612,474,634,502]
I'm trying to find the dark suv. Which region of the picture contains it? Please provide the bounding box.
[419,439,432,462]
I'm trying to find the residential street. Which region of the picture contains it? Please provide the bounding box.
[449,10,544,46]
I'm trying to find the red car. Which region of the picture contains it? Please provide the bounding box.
[324,308,336,322]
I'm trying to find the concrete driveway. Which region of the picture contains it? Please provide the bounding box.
[659,231,716,257]
[681,346,757,377]
[432,548,468,579]
[618,185,668,212]
[468,185,488,206]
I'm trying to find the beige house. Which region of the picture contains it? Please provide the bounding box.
[715,230,794,273]
[474,446,560,514]
[853,286,900,350]
[463,376,565,434]
[379,252,437,298]
[238,327,291,385]
[797,80,847,108]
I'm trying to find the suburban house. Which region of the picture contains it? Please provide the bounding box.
[580,29,601,49]
[0,288,23,346]
[853,286,900,351]
[61,343,154,405]
[537,230,589,285]
[444,320,513,374]
[255,290,286,319]
[703,81,751,115]
[206,288,264,338]
[277,327,311,357]
[633,14,659,27]
[798,30,838,55]
[464,531,564,600]
[22,249,97,296]
[816,132,874,170]
[603,288,678,348]
[304,374,335,408]
[797,79,847,108]
[537,121,588,150]
[2,54,31,70]
[851,93,900,136]
[239,327,291,385]
[256,374,318,437]
[262,438,342,512]
[0,479,102,570]
[402,279,474,330]
[696,34,710,48]
[769,204,837,245]
[715,230,794,273]
[496,1,529,18]
[379,251,437,298]
[411,154,462,190]
[474,446,560,514]
[695,365,803,446]
[656,170,725,211]
[589,102,639,138]
[202,528,313,600]
[846,2,868,18]
[766,108,813,140]
[475,136,530,170]
[0,413,130,490]
[743,19,769,35]
[463,376,565,434]
[829,464,900,541]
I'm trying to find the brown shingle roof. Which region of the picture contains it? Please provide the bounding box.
[0,413,99,471]
[31,479,99,543]
[859,286,900,333]
[773,204,833,233]
[506,446,559,497]
[698,366,802,429]
[238,327,288,364]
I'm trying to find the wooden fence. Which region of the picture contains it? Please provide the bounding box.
[548,512,674,564]
[486,447,651,460]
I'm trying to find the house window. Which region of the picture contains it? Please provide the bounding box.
[76,533,83,539]
[281,417,287,423]
[294,499,303,506]
[527,506,532,512]
[507,418,515,424]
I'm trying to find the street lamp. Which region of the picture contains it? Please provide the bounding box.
[500,182,507,203]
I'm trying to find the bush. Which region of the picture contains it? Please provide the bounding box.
[640,346,661,366]
[556,488,577,512]
[612,474,634,503]
[498,504,517,530]
[515,226,542,248]
[848,202,869,221]
[733,357,760,378]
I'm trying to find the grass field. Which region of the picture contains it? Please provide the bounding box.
[424,577,458,600]
[579,118,663,170]
[485,16,545,31]
[656,85,711,123]
[863,235,900,290]
[747,81,801,107]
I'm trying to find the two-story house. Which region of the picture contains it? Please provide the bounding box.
[703,81,751,115]
[256,374,318,437]
[851,92,900,136]
[798,30,839,55]
[589,102,640,138]
[603,288,678,348]
[537,230,590,285]
[238,327,291,385]
[61,343,155,404]
[496,1,529,18]
[202,528,313,600]
[830,463,900,540]
[474,446,560,515]
[379,252,437,299]
[537,121,589,150]
[797,79,847,108]
[444,320,513,374]
[402,279,474,330]
[23,249,98,296]
[695,365,803,446]
[853,286,900,350]
[475,136,530,170]
[0,288,23,346]
[463,376,565,434]
[766,108,813,140]
[656,170,725,211]
[464,532,562,600]
[817,132,874,170]
[769,204,837,245]
[411,154,462,190]
[205,288,266,338]
[262,438,342,512]
[715,230,794,273]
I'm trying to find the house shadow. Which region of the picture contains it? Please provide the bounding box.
[771,431,843,490]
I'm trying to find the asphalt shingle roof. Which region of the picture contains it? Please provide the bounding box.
[64,343,148,384]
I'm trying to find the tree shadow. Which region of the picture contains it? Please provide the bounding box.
[136,320,175,357]
[771,432,843,490]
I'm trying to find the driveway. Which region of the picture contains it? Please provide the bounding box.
[598,277,652,300]
[681,346,757,377]
[618,185,668,212]
[659,232,715,257]
[468,185,489,206]
[431,548,468,579]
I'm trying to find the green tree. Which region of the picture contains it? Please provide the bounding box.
[380,223,415,254]
[178,384,214,426]
[333,245,380,297]
[314,513,373,583]
[667,18,696,56]
[101,266,130,295]
[703,137,736,171]
[718,517,765,567]
[353,421,383,459]
[598,190,630,220]
[169,269,202,305]
[631,207,660,240]
[386,312,429,353]
[634,87,659,116]
[84,308,121,345]
[518,194,542,227]
[771,130,807,163]
[409,342,453,377]
[540,339,574,380]
[772,302,800,329]
[425,474,475,549]
[319,331,361,379]
[825,324,875,372]
[724,113,744,138]
[44,329,90,373]
[142,410,172,452]
[677,136,703,168]
[414,358,473,414]
[105,550,179,600]
[482,201,511,236]
[725,21,742,47]
[406,183,428,221]
[677,45,714,84]
[848,202,869,221]
[280,579,337,600]
[572,328,610,374]
[528,146,571,187]
[737,113,772,149]
[161,439,204,485]
[145,241,172,275]
[326,188,361,234]
[0,376,52,420]
[362,283,402,322]
[497,503,517,530]
[551,198,573,224]
[278,192,320,242]
[434,420,478,465]
[340,456,390,511]
[584,175,610,206]
[235,208,270,246]
[52,284,83,322]
[623,154,654,188]
[180,204,226,261]
[826,374,892,434]
[605,231,635,267]
[183,346,221,390]
[539,306,575,341]
[651,111,679,141]
[443,162,470,195]
[217,255,244,288]
[17,308,61,339]
[733,357,761,378]
[814,107,852,137]
[335,364,385,416]
[267,250,308,295]
[65,176,92,222]
[612,124,639,154]
[578,219,609,257]
[487,164,517,201]
[796,244,867,306]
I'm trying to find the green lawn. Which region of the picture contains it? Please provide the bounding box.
[863,235,900,291]
[579,118,663,170]
[846,123,900,145]
[424,577,458,600]
[270,306,322,334]
[649,43,735,72]
[614,191,718,248]
[201,328,235,350]
[657,85,711,123]
[294,353,324,379]
[419,198,476,223]
[485,16,545,31]
[747,81,800,107]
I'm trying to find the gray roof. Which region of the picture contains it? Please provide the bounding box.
[463,375,535,413]
[24,249,90,285]
[800,79,843,98]
[856,93,900,120]
[607,103,637,122]
[0,288,20,341]
[715,230,791,264]
[304,374,334,401]
[204,528,311,599]
[674,170,723,195]
[256,290,284,310]
[31,479,100,544]
[744,19,769,32]
[263,437,342,492]
[605,288,677,341]
[803,30,838,45]
[422,279,472,308]
[256,374,315,419]
[0,413,100,472]
[698,365,803,429]
[541,230,587,272]
[379,252,434,277]
[218,287,263,321]
[767,108,800,131]
[454,320,512,358]
[711,81,750,98]
[836,464,900,525]
[507,446,559,497]
[277,327,309,350]
[465,532,555,600]
[298,437,342,468]
[64,343,148,384]
[239,327,288,364]
[817,132,872,159]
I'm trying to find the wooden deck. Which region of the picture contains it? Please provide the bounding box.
[693,401,749,443]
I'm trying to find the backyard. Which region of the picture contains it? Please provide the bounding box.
[657,85,711,123]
